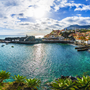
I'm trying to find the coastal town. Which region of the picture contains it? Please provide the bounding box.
[0,28,90,51]
[1,28,90,45]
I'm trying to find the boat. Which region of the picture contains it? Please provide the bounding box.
[1,45,5,47]
[77,48,88,51]
[11,46,14,48]
[75,46,89,49]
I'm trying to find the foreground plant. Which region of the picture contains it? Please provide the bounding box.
[49,76,90,90]
[75,76,90,90]
[12,74,26,88]
[50,78,75,90]
[0,70,10,83]
[26,78,41,90]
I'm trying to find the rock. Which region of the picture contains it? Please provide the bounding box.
[75,76,81,79]
[69,76,77,80]
[61,75,65,79]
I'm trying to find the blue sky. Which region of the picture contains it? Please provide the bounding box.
[0,0,90,36]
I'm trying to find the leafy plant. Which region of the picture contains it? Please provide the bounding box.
[75,76,90,90]
[50,76,90,90]
[12,74,26,88]
[50,78,75,90]
[26,78,41,89]
[0,70,10,83]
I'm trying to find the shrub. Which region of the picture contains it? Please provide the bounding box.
[26,78,41,89]
[0,70,10,83]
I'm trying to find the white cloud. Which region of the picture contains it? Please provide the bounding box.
[0,0,90,35]
[75,5,90,11]
[53,0,90,11]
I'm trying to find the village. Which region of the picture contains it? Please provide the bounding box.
[1,28,90,46]
[43,29,90,45]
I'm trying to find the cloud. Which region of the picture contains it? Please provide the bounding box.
[53,0,90,11]
[75,5,90,11]
[0,0,90,35]
[60,16,90,28]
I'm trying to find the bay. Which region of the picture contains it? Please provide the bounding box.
[0,35,90,88]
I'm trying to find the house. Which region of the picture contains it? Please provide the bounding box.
[75,38,82,43]
[58,36,65,40]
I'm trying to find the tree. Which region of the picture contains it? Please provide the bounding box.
[0,70,10,83]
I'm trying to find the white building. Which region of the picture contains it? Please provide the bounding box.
[84,40,90,44]
[58,36,65,40]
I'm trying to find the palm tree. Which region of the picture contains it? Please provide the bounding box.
[0,70,10,83]
[12,74,26,88]
[26,78,41,90]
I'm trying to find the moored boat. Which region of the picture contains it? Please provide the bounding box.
[11,46,14,48]
[1,45,5,47]
[77,48,88,51]
[75,46,89,49]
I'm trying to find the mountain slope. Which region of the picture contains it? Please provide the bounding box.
[64,25,90,30]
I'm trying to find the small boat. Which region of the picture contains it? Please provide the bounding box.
[11,46,14,48]
[75,46,89,49]
[1,45,5,47]
[77,48,88,51]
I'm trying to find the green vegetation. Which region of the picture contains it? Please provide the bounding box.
[50,78,75,90]
[0,70,41,90]
[12,75,26,89]
[1,70,90,90]
[26,78,41,89]
[79,29,88,33]
[0,70,10,83]
[49,76,90,90]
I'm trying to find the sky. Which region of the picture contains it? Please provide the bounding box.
[0,0,90,36]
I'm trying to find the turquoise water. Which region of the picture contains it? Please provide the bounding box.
[0,38,90,88]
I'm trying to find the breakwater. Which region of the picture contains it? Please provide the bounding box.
[0,40,74,44]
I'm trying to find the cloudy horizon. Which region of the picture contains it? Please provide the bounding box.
[0,0,90,36]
